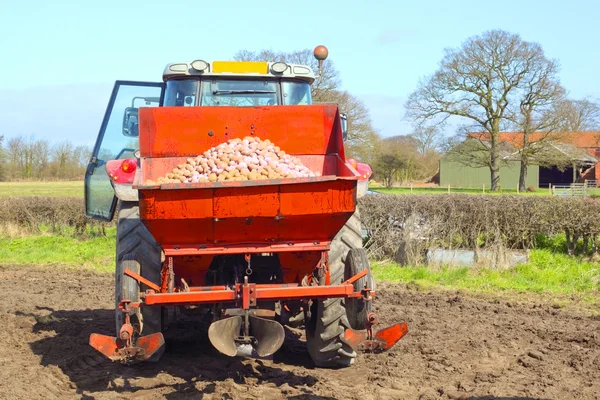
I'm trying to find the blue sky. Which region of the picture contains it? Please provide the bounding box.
[1,0,599,146]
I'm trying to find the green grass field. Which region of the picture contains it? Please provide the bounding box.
[0,181,83,197]
[1,228,598,303]
[0,227,115,273]
[0,181,591,198]
[372,250,600,296]
[369,186,550,195]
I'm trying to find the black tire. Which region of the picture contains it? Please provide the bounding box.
[344,248,374,330]
[114,201,163,359]
[305,210,362,368]
[328,210,363,285]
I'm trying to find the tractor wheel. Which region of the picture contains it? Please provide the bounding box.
[328,210,363,286]
[305,210,362,368]
[344,248,374,330]
[114,201,163,359]
[306,297,356,368]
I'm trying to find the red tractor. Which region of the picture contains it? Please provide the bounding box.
[84,46,406,367]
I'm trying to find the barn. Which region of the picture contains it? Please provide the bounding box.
[439,132,600,189]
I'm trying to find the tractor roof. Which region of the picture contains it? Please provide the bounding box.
[163,61,316,83]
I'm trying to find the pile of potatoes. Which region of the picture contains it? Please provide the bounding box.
[145,136,319,185]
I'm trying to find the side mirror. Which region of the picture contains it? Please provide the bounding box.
[122,107,139,137]
[340,113,348,141]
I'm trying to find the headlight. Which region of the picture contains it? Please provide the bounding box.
[191,60,209,71]
[271,62,288,74]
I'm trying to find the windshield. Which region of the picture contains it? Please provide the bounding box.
[201,80,278,106]
[162,79,313,106]
[282,81,311,105]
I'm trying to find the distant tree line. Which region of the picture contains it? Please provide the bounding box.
[0,135,91,181]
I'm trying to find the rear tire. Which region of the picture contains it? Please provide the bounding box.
[114,201,164,360]
[305,210,362,368]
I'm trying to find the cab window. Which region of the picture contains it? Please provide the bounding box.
[200,80,278,106]
[164,80,198,106]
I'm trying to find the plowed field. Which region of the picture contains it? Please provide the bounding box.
[0,265,599,400]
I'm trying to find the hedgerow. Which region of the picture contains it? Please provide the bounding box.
[359,194,600,261]
[0,197,109,236]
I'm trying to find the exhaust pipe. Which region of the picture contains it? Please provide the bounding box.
[208,315,285,358]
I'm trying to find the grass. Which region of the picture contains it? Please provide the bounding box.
[370,185,549,196]
[0,227,115,273]
[0,218,598,306]
[0,181,576,198]
[0,181,83,197]
[372,249,600,298]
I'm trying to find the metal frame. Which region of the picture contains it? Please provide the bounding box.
[141,269,370,306]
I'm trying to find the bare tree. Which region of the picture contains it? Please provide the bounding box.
[0,135,6,181]
[510,54,565,191]
[52,140,74,179]
[73,145,92,169]
[411,126,443,154]
[553,98,600,131]
[405,30,553,191]
[32,139,50,179]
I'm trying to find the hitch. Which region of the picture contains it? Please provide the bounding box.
[344,312,408,352]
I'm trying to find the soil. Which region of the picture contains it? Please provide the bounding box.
[0,265,599,400]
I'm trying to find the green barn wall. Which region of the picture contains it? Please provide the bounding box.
[439,160,539,189]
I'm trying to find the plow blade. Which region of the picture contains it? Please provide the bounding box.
[89,332,165,362]
[208,315,285,358]
[249,315,285,357]
[208,316,243,357]
[344,322,408,352]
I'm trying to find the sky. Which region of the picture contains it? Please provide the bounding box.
[0,0,599,146]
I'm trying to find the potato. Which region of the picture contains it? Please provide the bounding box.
[151,136,318,183]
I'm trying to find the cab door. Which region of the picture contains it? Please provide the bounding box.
[85,81,164,221]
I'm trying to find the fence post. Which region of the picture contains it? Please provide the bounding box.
[410,184,413,194]
[482,183,485,194]
[549,183,552,195]
[448,184,450,193]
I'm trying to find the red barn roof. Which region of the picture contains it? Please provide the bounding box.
[469,131,600,150]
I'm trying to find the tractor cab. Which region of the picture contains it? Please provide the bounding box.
[84,47,349,222]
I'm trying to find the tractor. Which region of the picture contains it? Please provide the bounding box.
[84,46,407,367]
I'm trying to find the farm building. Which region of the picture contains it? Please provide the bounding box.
[440,132,600,189]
